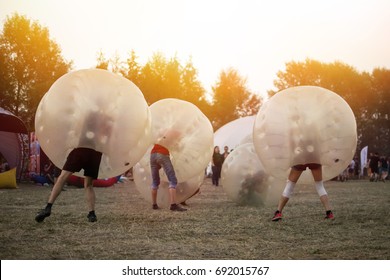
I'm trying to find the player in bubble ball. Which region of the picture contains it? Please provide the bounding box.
[272,163,334,221]
[35,111,112,223]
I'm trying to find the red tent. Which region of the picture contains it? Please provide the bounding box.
[0,108,28,180]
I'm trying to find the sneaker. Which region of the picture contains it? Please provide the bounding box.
[170,204,187,212]
[271,210,282,221]
[325,211,335,220]
[152,204,159,210]
[35,208,51,223]
[87,212,97,222]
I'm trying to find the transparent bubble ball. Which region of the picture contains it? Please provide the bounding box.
[221,143,281,206]
[35,69,151,179]
[253,86,357,183]
[133,98,213,206]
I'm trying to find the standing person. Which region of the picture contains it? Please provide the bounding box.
[211,146,223,186]
[222,146,230,162]
[348,159,355,180]
[271,163,334,221]
[35,111,111,223]
[150,143,187,211]
[379,155,388,182]
[369,152,380,182]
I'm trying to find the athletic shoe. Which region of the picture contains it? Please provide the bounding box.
[325,211,335,220]
[152,204,159,210]
[271,210,282,221]
[35,208,51,223]
[87,212,97,222]
[170,204,187,212]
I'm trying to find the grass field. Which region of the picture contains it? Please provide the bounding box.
[0,178,389,260]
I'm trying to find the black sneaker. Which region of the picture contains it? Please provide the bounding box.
[152,204,159,210]
[87,212,97,222]
[35,208,51,223]
[170,204,187,212]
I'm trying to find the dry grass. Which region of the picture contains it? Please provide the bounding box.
[0,178,389,260]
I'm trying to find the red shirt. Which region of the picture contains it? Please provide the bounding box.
[151,144,170,155]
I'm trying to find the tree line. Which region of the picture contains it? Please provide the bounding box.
[1,14,389,155]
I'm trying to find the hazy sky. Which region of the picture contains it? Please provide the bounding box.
[1,0,389,97]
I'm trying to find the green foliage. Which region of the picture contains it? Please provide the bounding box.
[0,13,71,130]
[271,59,390,155]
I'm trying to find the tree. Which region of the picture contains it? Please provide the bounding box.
[135,52,210,116]
[95,50,109,70]
[137,52,170,104]
[121,50,142,86]
[270,59,370,113]
[360,68,390,155]
[211,68,260,130]
[180,58,211,118]
[0,13,71,130]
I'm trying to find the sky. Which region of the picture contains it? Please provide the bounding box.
[1,0,390,97]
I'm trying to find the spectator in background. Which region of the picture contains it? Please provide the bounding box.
[212,146,223,186]
[379,155,388,182]
[347,159,355,180]
[369,152,380,182]
[222,146,230,162]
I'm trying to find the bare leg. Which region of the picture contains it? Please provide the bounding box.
[84,176,95,212]
[35,171,73,222]
[168,187,187,211]
[319,195,332,211]
[276,196,289,212]
[169,187,177,205]
[151,188,158,205]
[48,170,72,204]
[311,167,332,211]
[310,167,322,181]
[276,168,303,212]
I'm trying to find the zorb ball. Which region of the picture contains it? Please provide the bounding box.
[221,143,277,206]
[147,98,213,182]
[253,86,357,183]
[134,98,213,205]
[134,161,204,207]
[35,69,151,179]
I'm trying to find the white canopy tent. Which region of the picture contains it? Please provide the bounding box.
[213,116,256,151]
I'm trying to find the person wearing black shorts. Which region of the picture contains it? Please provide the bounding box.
[35,147,102,223]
